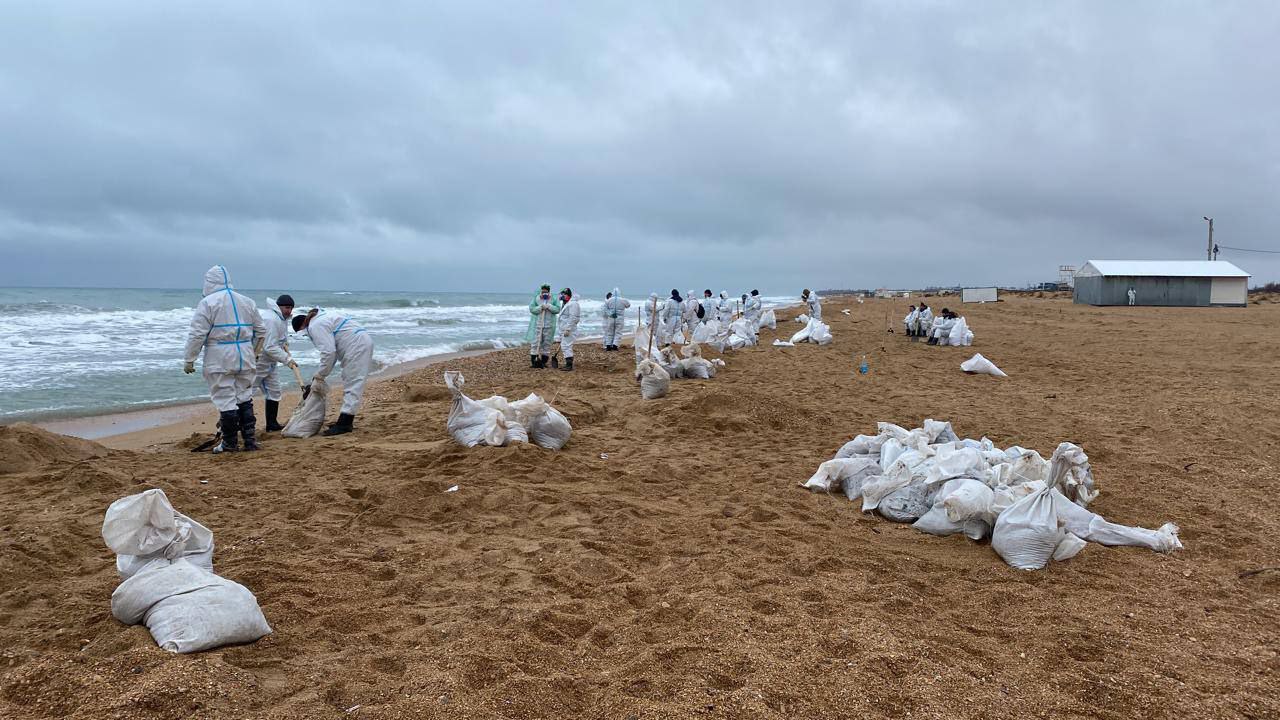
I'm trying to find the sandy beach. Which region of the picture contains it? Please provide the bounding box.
[2,294,1278,719]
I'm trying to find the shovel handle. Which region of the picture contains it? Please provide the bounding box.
[290,364,305,391]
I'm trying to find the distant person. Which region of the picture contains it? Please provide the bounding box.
[928,309,956,345]
[526,284,561,368]
[641,292,662,336]
[1127,287,1137,306]
[681,288,700,336]
[600,288,629,351]
[802,289,822,320]
[556,287,580,371]
[917,302,934,337]
[292,307,374,436]
[700,290,717,325]
[183,265,266,453]
[716,290,733,324]
[744,290,762,328]
[903,304,919,336]
[662,289,683,343]
[255,293,299,432]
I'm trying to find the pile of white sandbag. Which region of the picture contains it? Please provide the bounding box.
[726,318,759,350]
[444,371,572,449]
[635,359,670,399]
[657,346,718,380]
[802,420,1182,570]
[790,316,833,345]
[756,309,777,331]
[102,489,272,653]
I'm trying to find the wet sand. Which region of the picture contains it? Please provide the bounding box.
[1,295,1278,719]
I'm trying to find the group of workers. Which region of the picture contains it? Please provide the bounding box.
[525,285,822,370]
[184,265,374,453]
[902,302,968,345]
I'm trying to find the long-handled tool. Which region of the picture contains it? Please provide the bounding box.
[290,362,311,401]
[647,296,658,359]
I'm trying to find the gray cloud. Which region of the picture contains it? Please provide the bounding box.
[1,0,1277,293]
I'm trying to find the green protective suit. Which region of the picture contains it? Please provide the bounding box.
[525,292,562,355]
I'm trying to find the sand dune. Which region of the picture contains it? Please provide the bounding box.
[1,296,1277,718]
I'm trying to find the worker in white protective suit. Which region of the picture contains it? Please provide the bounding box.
[600,289,629,351]
[255,294,298,432]
[642,292,662,336]
[917,303,934,338]
[662,289,684,344]
[903,305,919,337]
[928,309,957,345]
[292,307,375,436]
[699,290,716,325]
[716,291,734,325]
[557,287,580,371]
[743,290,762,330]
[183,265,267,453]
[681,288,700,336]
[801,289,822,320]
[1127,287,1137,306]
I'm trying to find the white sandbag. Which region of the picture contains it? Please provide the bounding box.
[636,359,670,400]
[507,393,572,450]
[1047,442,1098,507]
[942,479,995,524]
[802,457,881,495]
[835,434,886,459]
[912,479,989,539]
[757,309,777,330]
[691,322,718,345]
[949,318,972,347]
[772,340,795,347]
[1048,493,1182,553]
[680,343,702,359]
[111,558,271,653]
[444,371,508,447]
[809,320,833,345]
[841,308,851,315]
[877,422,912,442]
[657,347,684,377]
[922,419,959,443]
[878,481,935,523]
[1006,449,1050,486]
[710,358,726,368]
[794,313,810,324]
[1053,533,1087,562]
[632,325,663,363]
[677,357,713,379]
[879,438,906,471]
[925,446,987,485]
[960,353,1007,377]
[991,484,1063,570]
[729,319,757,347]
[861,457,918,512]
[103,489,215,580]
[281,377,329,438]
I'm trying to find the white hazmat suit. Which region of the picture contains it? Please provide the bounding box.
[717,291,734,324]
[662,294,683,343]
[601,289,630,349]
[805,292,822,320]
[254,299,293,402]
[184,266,266,413]
[304,309,375,416]
[744,293,762,329]
[559,295,581,360]
[682,289,700,335]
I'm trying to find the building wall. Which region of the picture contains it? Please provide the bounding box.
[1073,276,1213,306]
[1209,277,1248,306]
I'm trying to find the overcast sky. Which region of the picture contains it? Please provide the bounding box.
[1,1,1277,293]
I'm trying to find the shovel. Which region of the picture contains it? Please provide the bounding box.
[290,363,310,401]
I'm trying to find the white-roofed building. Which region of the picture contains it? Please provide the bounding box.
[1073,260,1250,307]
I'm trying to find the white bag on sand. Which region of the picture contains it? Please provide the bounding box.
[757,309,777,330]
[961,353,1007,377]
[949,318,972,347]
[772,340,794,347]
[794,313,810,324]
[810,320,833,345]
[281,377,329,438]
[802,457,881,495]
[103,489,215,580]
[835,434,886,459]
[942,479,995,525]
[444,371,508,447]
[103,490,270,653]
[677,357,714,379]
[680,343,702,359]
[508,393,572,450]
[111,558,272,653]
[636,359,670,400]
[878,481,935,523]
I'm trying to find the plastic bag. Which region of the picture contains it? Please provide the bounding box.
[960,353,1007,377]
[942,479,995,524]
[281,377,329,438]
[677,357,713,379]
[772,340,795,347]
[809,320,833,345]
[111,558,271,653]
[636,359,670,400]
[757,309,777,330]
[508,393,572,450]
[991,484,1063,570]
[802,457,881,495]
[444,371,508,447]
[103,489,215,580]
[794,313,810,324]
[878,481,935,523]
[835,434,886,459]
[949,318,972,347]
[680,343,702,359]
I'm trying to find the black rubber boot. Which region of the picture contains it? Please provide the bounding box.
[213,410,240,454]
[238,401,259,450]
[540,355,550,368]
[560,356,574,372]
[322,412,355,436]
[531,354,542,369]
[263,399,283,432]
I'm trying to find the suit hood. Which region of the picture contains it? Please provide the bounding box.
[203,266,232,297]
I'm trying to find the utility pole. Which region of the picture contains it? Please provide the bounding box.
[1203,216,1214,260]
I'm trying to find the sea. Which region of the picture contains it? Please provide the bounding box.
[0,287,794,422]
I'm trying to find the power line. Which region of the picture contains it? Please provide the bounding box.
[1219,245,1280,255]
